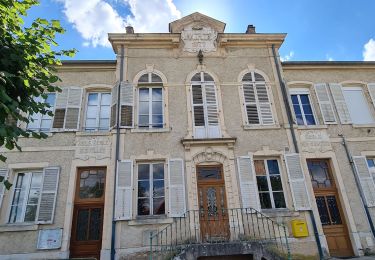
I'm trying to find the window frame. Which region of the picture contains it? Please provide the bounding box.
[84,91,111,131]
[342,86,374,125]
[136,162,166,217]
[254,158,286,210]
[27,93,56,132]
[367,158,375,180]
[289,88,318,126]
[8,171,43,224]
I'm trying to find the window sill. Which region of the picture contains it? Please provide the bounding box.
[128,216,173,226]
[260,209,300,218]
[243,124,281,130]
[352,124,375,128]
[296,125,327,130]
[130,128,171,133]
[76,131,111,136]
[0,223,38,232]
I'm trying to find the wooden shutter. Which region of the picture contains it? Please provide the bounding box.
[37,167,60,223]
[120,82,134,128]
[168,159,186,217]
[53,87,69,128]
[0,168,9,209]
[256,83,274,125]
[237,155,260,210]
[111,84,118,128]
[353,156,375,207]
[368,83,375,109]
[205,84,220,138]
[65,87,83,130]
[329,83,351,124]
[115,160,133,220]
[284,153,311,210]
[314,83,337,124]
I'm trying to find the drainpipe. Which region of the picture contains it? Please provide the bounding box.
[111,45,125,260]
[272,44,324,259]
[340,134,375,237]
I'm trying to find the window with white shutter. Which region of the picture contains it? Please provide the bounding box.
[314,83,337,124]
[168,159,186,217]
[110,84,118,128]
[329,83,352,124]
[52,87,83,131]
[368,83,375,110]
[27,93,56,132]
[342,86,374,125]
[191,72,220,138]
[37,167,60,223]
[236,155,260,210]
[115,160,133,220]
[353,156,375,207]
[241,72,274,126]
[120,82,134,127]
[284,153,311,211]
[0,168,9,209]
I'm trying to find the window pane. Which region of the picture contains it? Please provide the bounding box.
[100,106,110,118]
[273,192,286,208]
[152,102,162,114]
[100,93,111,105]
[138,164,150,180]
[139,74,149,83]
[46,94,56,106]
[259,193,272,209]
[316,196,330,225]
[139,88,149,101]
[153,164,164,179]
[139,101,149,115]
[24,205,38,222]
[256,176,268,191]
[85,119,96,129]
[76,209,89,240]
[138,198,150,215]
[191,73,201,82]
[291,95,299,105]
[305,115,316,125]
[138,181,150,197]
[152,88,162,101]
[198,167,221,180]
[31,173,42,188]
[299,94,310,104]
[302,104,313,114]
[79,170,105,199]
[296,115,304,125]
[88,208,102,240]
[254,160,266,176]
[27,188,41,204]
[153,180,165,197]
[88,93,98,105]
[40,119,52,130]
[152,115,163,126]
[327,196,342,225]
[99,119,109,130]
[293,104,301,115]
[270,175,283,191]
[343,88,374,124]
[9,205,23,223]
[87,106,98,118]
[151,73,162,83]
[153,198,165,215]
[139,115,149,127]
[267,160,280,175]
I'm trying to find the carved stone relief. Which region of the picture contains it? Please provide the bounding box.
[75,136,111,160]
[181,25,218,53]
[300,130,332,153]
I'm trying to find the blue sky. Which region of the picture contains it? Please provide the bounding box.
[24,0,375,61]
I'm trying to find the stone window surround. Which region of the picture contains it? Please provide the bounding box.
[289,87,319,126]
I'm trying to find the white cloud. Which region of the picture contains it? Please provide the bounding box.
[280,51,294,62]
[363,39,375,61]
[58,0,181,47]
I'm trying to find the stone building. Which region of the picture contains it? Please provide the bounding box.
[1,12,375,259]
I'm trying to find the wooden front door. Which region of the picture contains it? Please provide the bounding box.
[197,165,230,242]
[70,168,106,260]
[307,159,354,257]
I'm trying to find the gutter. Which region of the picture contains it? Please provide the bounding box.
[272,44,325,260]
[111,45,125,260]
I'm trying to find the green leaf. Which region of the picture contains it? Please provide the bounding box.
[0,154,6,162]
[4,180,13,190]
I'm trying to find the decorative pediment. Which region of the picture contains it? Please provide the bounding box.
[169,12,226,34]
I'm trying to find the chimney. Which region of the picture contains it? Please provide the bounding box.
[126,26,134,34]
[246,24,256,34]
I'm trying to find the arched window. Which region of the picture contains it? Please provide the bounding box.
[137,72,164,128]
[241,71,274,125]
[191,72,220,138]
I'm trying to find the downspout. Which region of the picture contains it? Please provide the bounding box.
[111,45,125,260]
[271,44,324,259]
[340,134,375,237]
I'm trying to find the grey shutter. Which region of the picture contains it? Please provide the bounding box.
[120,82,134,128]
[115,160,133,220]
[0,168,9,209]
[329,83,351,124]
[65,87,83,130]
[237,155,260,210]
[256,83,274,125]
[353,156,375,207]
[37,167,60,223]
[205,84,220,138]
[111,84,118,128]
[168,159,186,217]
[314,83,336,124]
[53,87,69,128]
[368,83,375,110]
[284,153,311,210]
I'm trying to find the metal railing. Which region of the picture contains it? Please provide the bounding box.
[149,208,291,260]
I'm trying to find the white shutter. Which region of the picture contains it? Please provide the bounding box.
[52,87,69,129]
[237,155,260,210]
[37,167,60,224]
[284,153,311,210]
[329,83,351,124]
[242,84,259,124]
[0,168,9,209]
[115,160,133,220]
[65,87,83,130]
[256,83,274,125]
[168,159,186,217]
[111,84,118,128]
[204,84,220,138]
[353,156,375,207]
[314,83,337,124]
[192,85,205,138]
[119,82,134,128]
[368,83,375,109]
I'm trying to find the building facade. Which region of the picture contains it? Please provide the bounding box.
[1,12,375,259]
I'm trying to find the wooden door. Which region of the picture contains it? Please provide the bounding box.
[70,168,106,260]
[307,160,354,257]
[197,165,230,242]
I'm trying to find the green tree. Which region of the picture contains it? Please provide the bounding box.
[0,0,76,189]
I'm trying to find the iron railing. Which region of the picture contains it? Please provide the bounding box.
[149,208,291,260]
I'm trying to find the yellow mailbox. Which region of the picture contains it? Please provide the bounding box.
[291,219,309,237]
